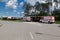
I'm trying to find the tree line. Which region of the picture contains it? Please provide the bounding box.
[24,2,60,21]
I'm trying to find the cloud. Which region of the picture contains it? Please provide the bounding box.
[37,0,46,3]
[26,0,47,5]
[6,0,18,10]
[21,11,24,13]
[20,2,24,7]
[27,0,36,6]
[0,0,9,2]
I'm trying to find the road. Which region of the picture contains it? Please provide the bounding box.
[0,20,60,40]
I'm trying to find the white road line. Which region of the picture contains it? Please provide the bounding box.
[29,32,34,39]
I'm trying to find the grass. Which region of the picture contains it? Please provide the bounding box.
[13,20,24,22]
[55,21,60,24]
[6,20,24,22]
[0,18,2,20]
[0,18,24,22]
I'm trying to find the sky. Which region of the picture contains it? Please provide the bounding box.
[0,0,27,17]
[0,0,48,17]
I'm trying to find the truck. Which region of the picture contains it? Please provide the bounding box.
[23,16,55,24]
[23,16,31,22]
[39,16,55,24]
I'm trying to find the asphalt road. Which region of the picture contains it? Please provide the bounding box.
[0,20,60,40]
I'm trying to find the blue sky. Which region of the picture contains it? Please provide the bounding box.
[0,0,26,17]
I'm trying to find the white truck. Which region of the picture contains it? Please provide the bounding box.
[40,16,55,24]
[23,16,31,22]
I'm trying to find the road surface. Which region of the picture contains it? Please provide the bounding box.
[0,20,60,40]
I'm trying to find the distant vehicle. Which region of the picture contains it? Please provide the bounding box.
[23,16,31,22]
[7,17,12,19]
[23,16,55,23]
[39,16,55,24]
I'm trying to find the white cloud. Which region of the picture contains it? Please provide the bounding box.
[26,0,47,5]
[13,5,17,9]
[21,11,24,13]
[6,0,18,10]
[27,0,36,6]
[37,0,46,3]
[20,2,24,7]
[0,0,9,2]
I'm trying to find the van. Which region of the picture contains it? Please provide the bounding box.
[40,16,55,24]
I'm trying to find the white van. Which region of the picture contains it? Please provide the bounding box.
[40,16,55,24]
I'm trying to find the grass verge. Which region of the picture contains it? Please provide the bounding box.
[13,20,24,22]
[55,21,60,24]
[0,19,24,22]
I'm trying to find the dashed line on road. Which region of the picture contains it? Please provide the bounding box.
[29,32,34,39]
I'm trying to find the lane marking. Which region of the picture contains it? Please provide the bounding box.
[29,32,34,39]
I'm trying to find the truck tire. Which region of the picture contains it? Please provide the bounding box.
[48,21,53,24]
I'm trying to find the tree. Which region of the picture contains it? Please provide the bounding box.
[52,9,60,20]
[25,3,32,16]
[24,1,49,16]
[36,11,49,16]
[34,2,40,11]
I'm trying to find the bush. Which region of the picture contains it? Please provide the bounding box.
[36,11,49,16]
[53,10,60,21]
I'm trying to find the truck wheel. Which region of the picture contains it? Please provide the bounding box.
[40,21,42,23]
[48,21,53,24]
